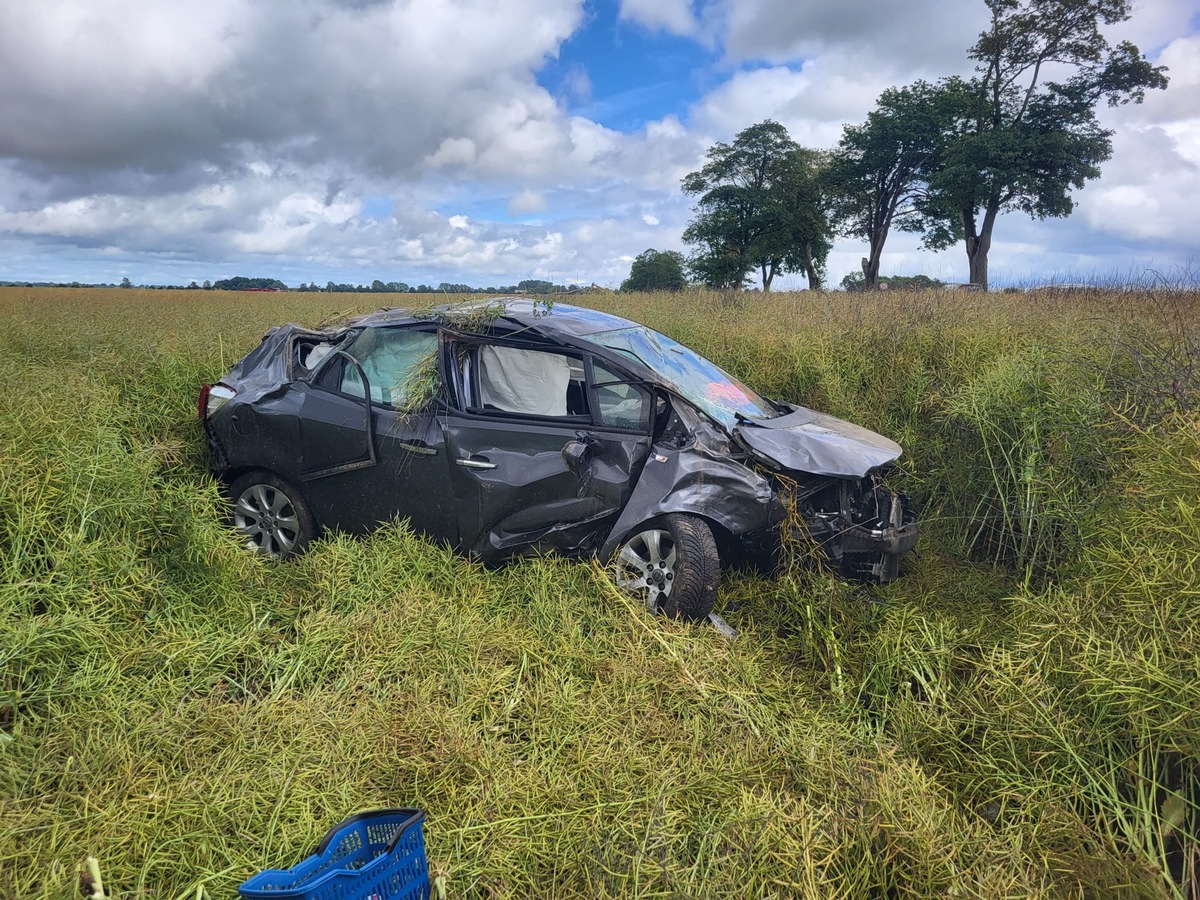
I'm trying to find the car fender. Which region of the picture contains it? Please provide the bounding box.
[599,439,778,559]
[211,388,306,480]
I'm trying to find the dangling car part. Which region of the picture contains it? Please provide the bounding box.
[199,300,918,621]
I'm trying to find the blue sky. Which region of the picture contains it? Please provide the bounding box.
[540,4,715,132]
[0,0,1197,290]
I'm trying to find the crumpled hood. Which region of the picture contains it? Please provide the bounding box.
[733,405,902,478]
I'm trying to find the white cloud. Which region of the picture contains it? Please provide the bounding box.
[1078,125,1200,245]
[0,0,585,180]
[508,190,548,215]
[1073,32,1200,249]
[690,64,886,148]
[427,138,478,169]
[560,64,593,104]
[1113,35,1200,123]
[1163,120,1200,165]
[619,0,698,37]
[1109,0,1200,53]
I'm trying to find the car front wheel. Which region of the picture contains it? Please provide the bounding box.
[229,471,316,559]
[613,514,719,621]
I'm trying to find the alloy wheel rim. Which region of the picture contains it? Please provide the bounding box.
[233,483,299,558]
[615,528,677,611]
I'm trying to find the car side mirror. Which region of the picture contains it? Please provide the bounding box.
[561,433,602,476]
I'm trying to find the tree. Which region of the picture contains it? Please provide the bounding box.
[620,249,687,292]
[918,0,1167,289]
[827,81,962,290]
[682,121,831,291]
[841,271,944,292]
[774,147,832,290]
[119,277,132,289]
[212,276,287,291]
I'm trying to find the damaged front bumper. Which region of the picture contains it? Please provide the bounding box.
[781,475,919,583]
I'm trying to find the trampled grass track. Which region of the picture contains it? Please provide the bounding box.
[1,286,1197,898]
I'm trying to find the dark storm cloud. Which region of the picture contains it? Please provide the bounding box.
[681,0,986,76]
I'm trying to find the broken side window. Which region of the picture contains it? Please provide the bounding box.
[301,341,335,372]
[295,333,351,379]
[592,361,651,431]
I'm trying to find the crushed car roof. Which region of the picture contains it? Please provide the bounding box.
[339,299,905,479]
[351,299,643,338]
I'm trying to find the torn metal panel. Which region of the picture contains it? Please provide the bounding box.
[223,323,343,403]
[733,405,902,478]
[600,437,779,560]
[477,507,619,559]
[444,415,650,562]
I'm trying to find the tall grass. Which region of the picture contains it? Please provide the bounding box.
[1,286,1197,898]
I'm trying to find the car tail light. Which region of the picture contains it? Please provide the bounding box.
[199,383,236,420]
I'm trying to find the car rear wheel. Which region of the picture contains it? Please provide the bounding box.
[613,514,719,622]
[229,471,316,559]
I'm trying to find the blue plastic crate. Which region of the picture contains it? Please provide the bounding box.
[239,808,429,900]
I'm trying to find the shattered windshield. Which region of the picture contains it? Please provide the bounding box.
[587,325,776,428]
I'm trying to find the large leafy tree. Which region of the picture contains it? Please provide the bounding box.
[770,147,832,290]
[919,0,1167,289]
[827,81,964,290]
[682,121,829,291]
[621,249,688,292]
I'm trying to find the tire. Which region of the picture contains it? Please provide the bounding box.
[613,514,719,622]
[228,471,316,559]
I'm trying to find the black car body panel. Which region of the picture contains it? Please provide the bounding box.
[598,431,780,561]
[202,299,917,581]
[733,404,903,478]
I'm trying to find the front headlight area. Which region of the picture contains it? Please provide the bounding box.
[776,471,919,582]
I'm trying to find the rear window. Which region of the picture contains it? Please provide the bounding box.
[335,328,438,406]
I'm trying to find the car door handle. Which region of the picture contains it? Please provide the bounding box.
[399,441,437,456]
[456,457,497,470]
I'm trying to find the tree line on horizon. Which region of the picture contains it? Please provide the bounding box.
[661,0,1167,293]
[1,277,585,294]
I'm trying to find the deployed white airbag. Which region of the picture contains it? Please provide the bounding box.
[479,346,570,416]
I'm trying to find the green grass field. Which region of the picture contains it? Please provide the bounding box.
[2,286,1197,898]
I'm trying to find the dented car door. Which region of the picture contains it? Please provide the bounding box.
[296,327,458,543]
[442,338,652,561]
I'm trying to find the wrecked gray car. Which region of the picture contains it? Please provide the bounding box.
[199,300,917,621]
